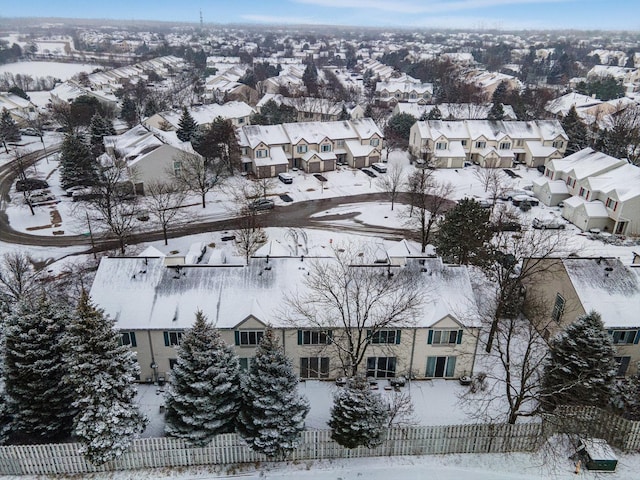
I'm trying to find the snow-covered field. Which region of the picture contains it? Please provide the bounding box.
[0,61,99,81]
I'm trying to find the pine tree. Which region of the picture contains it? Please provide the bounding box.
[426,105,442,120]
[4,295,75,441]
[487,102,505,121]
[302,61,319,96]
[120,96,137,127]
[165,311,242,445]
[59,133,97,189]
[237,329,309,458]
[435,198,492,266]
[176,107,198,143]
[0,392,12,445]
[0,108,20,153]
[89,113,115,157]
[328,375,388,449]
[561,105,588,154]
[64,291,146,465]
[541,311,618,411]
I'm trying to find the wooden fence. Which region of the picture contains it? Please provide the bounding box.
[0,422,544,476]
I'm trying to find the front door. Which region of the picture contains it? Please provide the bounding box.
[435,357,446,377]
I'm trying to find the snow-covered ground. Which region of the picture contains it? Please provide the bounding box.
[0,61,99,81]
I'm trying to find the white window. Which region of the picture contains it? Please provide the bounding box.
[606,197,618,211]
[551,293,565,322]
[321,144,332,152]
[120,332,137,347]
[461,140,468,147]
[475,141,486,149]
[256,149,268,158]
[297,144,308,154]
[516,140,523,146]
[499,142,511,150]
[611,330,637,344]
[366,356,396,378]
[173,161,182,176]
[298,330,332,345]
[429,329,461,345]
[368,329,400,344]
[553,140,564,149]
[238,117,245,124]
[336,139,344,147]
[426,356,456,378]
[370,138,380,147]
[164,331,183,346]
[236,330,264,346]
[436,141,447,150]
[239,357,254,370]
[300,357,330,378]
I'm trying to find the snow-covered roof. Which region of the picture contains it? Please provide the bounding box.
[151,102,255,129]
[345,139,375,157]
[395,103,517,121]
[254,146,289,167]
[89,255,481,331]
[548,148,626,179]
[416,120,566,143]
[587,163,640,202]
[563,257,640,328]
[526,141,558,157]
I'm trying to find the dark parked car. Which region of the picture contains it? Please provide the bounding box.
[491,221,522,232]
[249,198,275,210]
[16,178,49,192]
[361,168,377,178]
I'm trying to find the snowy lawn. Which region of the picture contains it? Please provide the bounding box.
[0,61,100,81]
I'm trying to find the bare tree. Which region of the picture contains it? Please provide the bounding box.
[376,164,404,210]
[234,213,267,264]
[254,177,276,200]
[404,168,454,252]
[143,181,187,245]
[473,161,506,199]
[83,158,139,255]
[0,252,41,311]
[385,391,416,427]
[285,244,423,377]
[172,151,224,208]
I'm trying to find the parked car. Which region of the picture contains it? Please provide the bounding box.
[491,220,522,232]
[498,189,528,201]
[476,199,494,209]
[511,194,539,207]
[532,218,566,230]
[371,162,387,173]
[72,188,100,202]
[16,178,49,192]
[249,198,275,210]
[361,168,377,178]
[20,127,41,136]
[26,191,56,205]
[65,185,90,197]
[278,172,293,184]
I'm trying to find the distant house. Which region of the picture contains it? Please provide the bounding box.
[375,79,433,105]
[237,118,383,176]
[144,101,255,130]
[50,81,119,113]
[409,120,567,169]
[256,94,345,122]
[89,252,481,383]
[103,124,201,195]
[393,102,518,121]
[0,92,37,125]
[522,257,640,377]
[464,70,522,99]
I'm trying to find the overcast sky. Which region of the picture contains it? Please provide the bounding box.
[2,0,639,31]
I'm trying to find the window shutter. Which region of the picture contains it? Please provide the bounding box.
[396,330,401,344]
[426,357,436,377]
[427,329,433,345]
[367,329,372,343]
[327,330,333,344]
[297,330,303,345]
[130,332,137,347]
[163,332,169,347]
[234,331,240,346]
[457,330,463,344]
[634,330,640,345]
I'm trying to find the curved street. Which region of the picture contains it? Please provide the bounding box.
[0,146,452,256]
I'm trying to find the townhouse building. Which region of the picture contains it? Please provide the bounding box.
[89,252,481,384]
[522,257,640,377]
[144,101,255,130]
[409,120,567,169]
[237,118,383,178]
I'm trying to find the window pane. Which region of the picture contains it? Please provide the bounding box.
[445,356,457,377]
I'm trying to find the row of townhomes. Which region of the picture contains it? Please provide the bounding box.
[144,101,256,129]
[89,244,482,383]
[523,256,640,377]
[408,119,568,169]
[237,118,383,177]
[533,148,640,235]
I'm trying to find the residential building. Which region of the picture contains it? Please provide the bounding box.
[256,94,345,122]
[375,79,433,105]
[393,102,517,121]
[89,252,482,383]
[409,120,567,169]
[237,118,383,177]
[0,92,37,125]
[144,101,255,130]
[522,257,640,376]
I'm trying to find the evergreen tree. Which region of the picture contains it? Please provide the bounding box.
[64,291,146,465]
[487,102,505,121]
[8,86,29,100]
[426,105,442,120]
[176,107,199,143]
[89,113,115,157]
[4,295,75,441]
[385,113,417,141]
[120,96,137,127]
[541,311,618,411]
[0,108,20,153]
[238,329,309,458]
[165,311,241,445]
[338,104,350,121]
[328,375,388,449]
[302,61,319,96]
[0,392,12,445]
[435,198,492,265]
[59,133,97,189]
[561,105,589,154]
[491,81,509,105]
[364,103,373,118]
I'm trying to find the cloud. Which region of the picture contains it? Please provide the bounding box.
[241,14,334,25]
[407,15,550,30]
[293,0,574,15]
